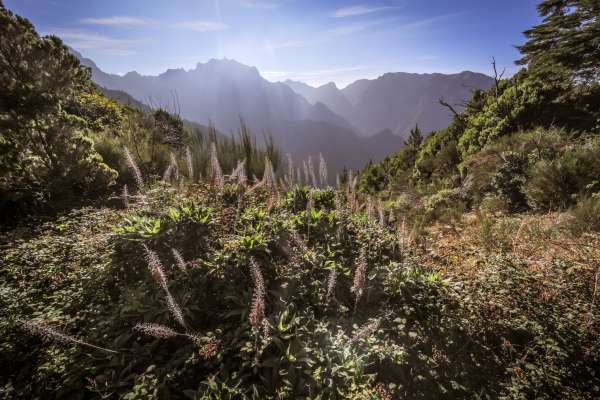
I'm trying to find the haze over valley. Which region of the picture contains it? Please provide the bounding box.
[76,49,494,172]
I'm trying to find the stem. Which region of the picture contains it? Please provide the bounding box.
[73,339,119,354]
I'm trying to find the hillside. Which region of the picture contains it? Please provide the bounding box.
[2,180,599,399]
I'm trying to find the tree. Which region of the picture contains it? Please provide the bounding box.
[359,160,387,193]
[517,0,600,83]
[154,108,184,150]
[0,3,116,216]
[404,124,423,149]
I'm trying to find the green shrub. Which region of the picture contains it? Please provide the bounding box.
[423,188,465,224]
[285,186,335,212]
[490,151,528,211]
[525,160,574,211]
[463,128,568,207]
[525,141,600,211]
[566,195,600,236]
[479,193,510,216]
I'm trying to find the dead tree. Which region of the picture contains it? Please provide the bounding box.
[439,97,462,119]
[492,57,506,98]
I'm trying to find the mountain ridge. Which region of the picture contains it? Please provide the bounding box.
[72,49,492,175]
[75,51,356,138]
[73,50,405,175]
[285,70,494,137]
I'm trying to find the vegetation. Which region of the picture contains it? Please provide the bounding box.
[3,173,599,399]
[0,4,118,216]
[360,0,600,216]
[1,0,599,399]
[0,1,280,224]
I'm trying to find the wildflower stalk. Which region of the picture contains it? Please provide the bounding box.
[185,146,194,181]
[163,163,173,182]
[248,258,266,334]
[170,152,179,181]
[308,156,318,187]
[351,318,381,342]
[166,291,186,329]
[286,153,294,188]
[306,189,314,240]
[143,245,186,329]
[378,200,386,227]
[367,197,376,222]
[134,323,179,339]
[303,160,309,186]
[124,146,144,190]
[231,159,247,186]
[398,217,408,260]
[19,319,118,354]
[262,156,277,191]
[319,153,328,187]
[143,245,167,289]
[326,266,337,304]
[121,184,129,208]
[210,142,224,188]
[134,323,201,345]
[351,247,368,312]
[171,248,186,271]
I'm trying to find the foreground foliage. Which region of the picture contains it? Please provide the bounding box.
[1,182,598,399]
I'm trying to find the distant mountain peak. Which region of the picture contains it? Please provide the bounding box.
[286,70,494,137]
[70,48,492,171]
[189,58,262,80]
[124,71,142,78]
[161,67,185,76]
[319,82,338,90]
[71,50,354,139]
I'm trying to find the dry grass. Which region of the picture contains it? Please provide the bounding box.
[421,211,600,306]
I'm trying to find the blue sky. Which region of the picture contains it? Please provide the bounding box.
[5,0,541,87]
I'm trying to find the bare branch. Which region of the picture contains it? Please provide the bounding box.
[492,57,506,98]
[439,97,461,118]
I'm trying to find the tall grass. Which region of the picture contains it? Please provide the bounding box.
[97,113,284,188]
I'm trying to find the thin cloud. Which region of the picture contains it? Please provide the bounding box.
[81,16,153,27]
[332,5,399,18]
[266,12,460,52]
[175,20,229,32]
[240,0,283,9]
[48,30,142,55]
[395,12,465,32]
[267,18,395,50]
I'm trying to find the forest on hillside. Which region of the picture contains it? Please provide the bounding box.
[1,0,599,399]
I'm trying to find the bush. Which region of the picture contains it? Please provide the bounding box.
[423,188,465,224]
[525,141,600,211]
[458,68,600,157]
[479,193,510,216]
[566,195,600,236]
[525,159,574,211]
[463,128,568,208]
[490,151,528,211]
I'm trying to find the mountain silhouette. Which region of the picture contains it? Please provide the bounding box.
[73,50,489,174]
[286,71,494,137]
